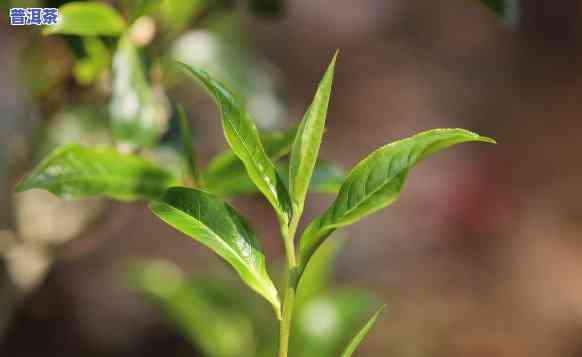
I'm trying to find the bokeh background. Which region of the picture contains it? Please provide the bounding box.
[2,0,582,356]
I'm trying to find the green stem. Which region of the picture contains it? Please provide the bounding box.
[278,216,300,357]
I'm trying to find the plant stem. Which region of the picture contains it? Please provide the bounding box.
[278,216,300,357]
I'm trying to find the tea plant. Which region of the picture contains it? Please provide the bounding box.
[16,51,494,355]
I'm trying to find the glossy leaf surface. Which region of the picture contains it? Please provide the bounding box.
[203,126,297,195]
[45,2,126,36]
[289,52,337,217]
[339,305,386,357]
[299,129,495,273]
[16,144,175,201]
[110,36,163,148]
[149,187,280,317]
[180,63,292,223]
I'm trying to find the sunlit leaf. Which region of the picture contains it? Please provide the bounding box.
[203,126,297,195]
[180,63,292,224]
[299,129,495,274]
[16,144,175,201]
[289,52,337,219]
[110,36,165,148]
[209,160,344,198]
[45,2,126,36]
[149,187,281,317]
[340,305,386,357]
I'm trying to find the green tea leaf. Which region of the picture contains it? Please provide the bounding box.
[299,129,495,273]
[296,237,344,307]
[177,105,199,181]
[110,36,164,148]
[204,126,298,195]
[289,52,337,218]
[127,260,257,357]
[149,187,281,317]
[340,305,386,357]
[281,160,345,195]
[180,63,292,224]
[209,160,345,197]
[15,144,175,201]
[45,2,126,36]
[291,290,377,357]
[73,37,109,85]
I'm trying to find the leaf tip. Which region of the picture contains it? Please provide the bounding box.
[479,135,497,144]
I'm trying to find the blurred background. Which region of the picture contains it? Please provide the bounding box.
[2,0,582,356]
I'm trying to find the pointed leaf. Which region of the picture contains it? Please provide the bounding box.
[110,36,164,148]
[340,305,386,357]
[299,129,495,273]
[289,52,337,217]
[15,144,175,201]
[180,63,292,224]
[45,2,126,36]
[203,126,298,195]
[177,105,199,181]
[149,187,281,317]
[209,160,345,197]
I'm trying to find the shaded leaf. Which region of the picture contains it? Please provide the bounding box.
[340,305,386,357]
[296,236,344,307]
[177,105,199,181]
[110,36,164,148]
[45,2,126,36]
[16,144,175,201]
[289,52,337,218]
[73,37,109,85]
[149,187,281,317]
[180,63,292,224]
[480,0,520,27]
[127,260,257,357]
[299,129,495,273]
[291,290,377,357]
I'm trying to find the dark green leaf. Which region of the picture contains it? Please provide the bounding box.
[180,63,292,224]
[340,305,386,357]
[16,144,175,201]
[299,129,495,273]
[203,126,298,195]
[480,0,520,27]
[289,52,337,218]
[45,2,126,36]
[177,105,199,181]
[149,187,281,317]
[110,36,164,148]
